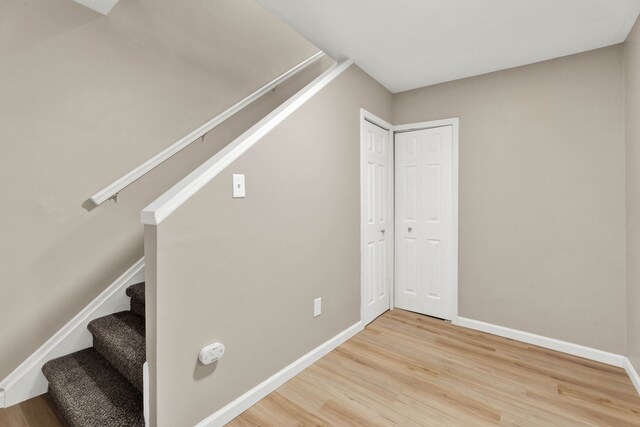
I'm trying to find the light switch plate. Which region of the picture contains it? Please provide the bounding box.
[232,174,245,198]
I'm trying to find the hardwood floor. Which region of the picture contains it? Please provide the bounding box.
[230,309,640,426]
[2,310,639,426]
[0,394,64,426]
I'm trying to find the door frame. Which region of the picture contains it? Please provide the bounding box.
[360,109,395,324]
[360,112,460,324]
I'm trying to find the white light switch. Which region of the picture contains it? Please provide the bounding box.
[232,174,245,198]
[314,298,322,317]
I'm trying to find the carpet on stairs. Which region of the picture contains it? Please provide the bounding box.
[42,282,146,427]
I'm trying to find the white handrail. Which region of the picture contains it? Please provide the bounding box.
[89,51,327,206]
[141,59,353,225]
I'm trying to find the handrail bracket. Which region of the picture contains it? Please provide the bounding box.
[87,51,327,208]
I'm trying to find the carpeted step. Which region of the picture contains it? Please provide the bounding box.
[42,348,144,427]
[88,311,145,392]
[126,282,145,318]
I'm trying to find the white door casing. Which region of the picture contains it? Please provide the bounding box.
[395,124,456,320]
[361,111,393,325]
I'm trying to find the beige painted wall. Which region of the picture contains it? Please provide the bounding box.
[394,46,626,354]
[0,0,330,380]
[148,65,392,426]
[626,17,640,371]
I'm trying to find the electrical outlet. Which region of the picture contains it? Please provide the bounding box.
[314,298,322,317]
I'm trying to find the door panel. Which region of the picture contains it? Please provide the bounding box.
[366,241,375,304]
[362,120,392,325]
[395,126,454,320]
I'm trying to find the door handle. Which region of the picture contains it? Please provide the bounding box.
[408,227,412,232]
[381,229,386,235]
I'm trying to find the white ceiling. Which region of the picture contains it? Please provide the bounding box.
[256,0,640,93]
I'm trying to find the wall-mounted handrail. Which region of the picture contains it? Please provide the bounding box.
[89,51,327,207]
[141,58,353,226]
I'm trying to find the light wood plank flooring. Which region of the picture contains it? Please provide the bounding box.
[0,394,64,426]
[2,309,639,426]
[230,309,640,426]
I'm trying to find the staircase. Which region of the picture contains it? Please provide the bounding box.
[42,283,146,426]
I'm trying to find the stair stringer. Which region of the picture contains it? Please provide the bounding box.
[0,258,144,408]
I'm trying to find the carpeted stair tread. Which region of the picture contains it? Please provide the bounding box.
[42,348,144,427]
[126,282,145,317]
[126,282,145,305]
[88,311,145,392]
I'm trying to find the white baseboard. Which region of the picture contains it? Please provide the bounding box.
[455,317,626,368]
[195,321,364,427]
[0,258,145,408]
[624,357,640,396]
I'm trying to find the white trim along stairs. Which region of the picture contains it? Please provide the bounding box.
[0,258,144,409]
[141,59,354,225]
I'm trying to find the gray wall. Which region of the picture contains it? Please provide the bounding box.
[394,46,626,354]
[626,17,640,371]
[0,0,329,380]
[147,64,392,426]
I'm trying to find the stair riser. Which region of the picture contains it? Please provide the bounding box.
[130,298,145,318]
[47,386,75,427]
[94,338,144,393]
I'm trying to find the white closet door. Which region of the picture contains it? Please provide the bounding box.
[395,125,454,320]
[362,120,392,325]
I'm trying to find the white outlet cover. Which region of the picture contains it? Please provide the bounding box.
[314,298,322,317]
